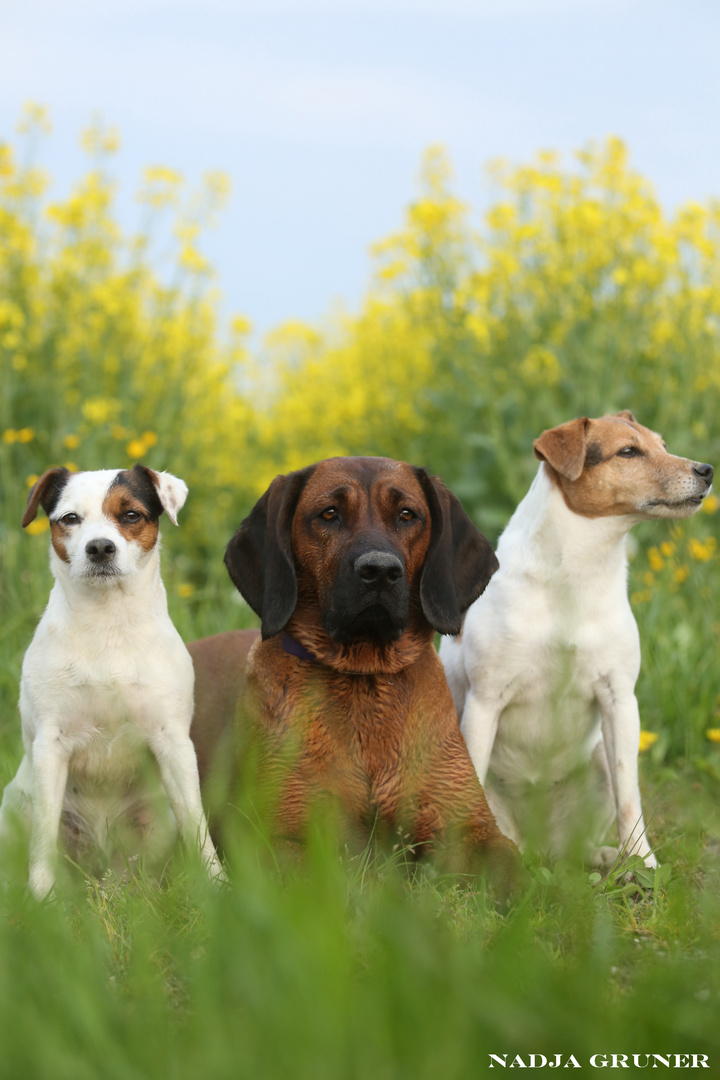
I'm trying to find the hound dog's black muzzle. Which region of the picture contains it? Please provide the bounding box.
[324,542,410,645]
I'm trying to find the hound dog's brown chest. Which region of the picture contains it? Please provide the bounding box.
[248,645,439,840]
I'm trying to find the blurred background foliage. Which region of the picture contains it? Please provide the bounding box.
[1,104,719,761]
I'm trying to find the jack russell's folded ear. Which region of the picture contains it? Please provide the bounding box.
[136,465,188,526]
[22,467,72,527]
[533,417,590,482]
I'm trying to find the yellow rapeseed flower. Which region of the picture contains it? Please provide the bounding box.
[80,121,121,156]
[63,433,80,449]
[26,474,38,488]
[126,439,146,459]
[705,729,720,744]
[674,565,690,583]
[702,494,718,515]
[176,583,196,598]
[16,102,52,135]
[82,397,119,425]
[25,517,49,536]
[178,244,208,274]
[519,345,561,386]
[2,429,17,444]
[0,142,14,178]
[660,541,676,558]
[688,537,717,562]
[648,547,664,572]
[638,731,658,752]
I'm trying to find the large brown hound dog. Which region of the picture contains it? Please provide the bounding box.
[189,456,517,877]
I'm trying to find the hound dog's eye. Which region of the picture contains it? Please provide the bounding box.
[121,510,143,524]
[320,507,338,521]
[59,512,80,526]
[617,446,642,458]
[399,508,416,522]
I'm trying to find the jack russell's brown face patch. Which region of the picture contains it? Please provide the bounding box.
[50,520,72,563]
[534,412,713,519]
[101,470,163,551]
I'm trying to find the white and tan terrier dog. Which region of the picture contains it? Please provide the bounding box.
[0,464,224,898]
[440,412,714,869]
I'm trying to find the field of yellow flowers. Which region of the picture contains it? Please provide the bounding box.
[2,107,718,760]
[2,105,720,1078]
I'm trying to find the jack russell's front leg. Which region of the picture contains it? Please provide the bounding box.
[460,690,504,786]
[147,725,226,883]
[596,677,657,868]
[28,727,71,900]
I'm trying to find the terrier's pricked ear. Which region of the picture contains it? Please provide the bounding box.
[414,468,499,637]
[533,418,590,482]
[22,467,72,527]
[224,466,316,639]
[141,466,188,526]
[614,409,637,424]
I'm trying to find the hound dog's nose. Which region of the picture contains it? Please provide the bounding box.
[693,462,714,483]
[354,550,404,586]
[86,538,117,562]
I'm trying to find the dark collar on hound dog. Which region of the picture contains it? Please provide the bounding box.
[282,633,319,664]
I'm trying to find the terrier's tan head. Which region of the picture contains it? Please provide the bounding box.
[533,411,714,519]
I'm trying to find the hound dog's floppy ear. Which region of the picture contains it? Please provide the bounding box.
[22,467,72,527]
[533,417,590,482]
[414,469,499,637]
[224,466,315,639]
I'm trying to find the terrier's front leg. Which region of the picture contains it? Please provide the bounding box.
[28,729,71,899]
[597,680,656,868]
[149,725,226,882]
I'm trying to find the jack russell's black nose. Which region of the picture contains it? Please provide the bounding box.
[86,538,117,562]
[354,550,404,586]
[693,463,714,483]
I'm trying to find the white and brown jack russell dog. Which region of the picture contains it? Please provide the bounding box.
[440,412,713,869]
[0,465,224,898]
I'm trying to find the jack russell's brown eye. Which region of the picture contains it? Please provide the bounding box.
[122,510,143,524]
[59,513,80,525]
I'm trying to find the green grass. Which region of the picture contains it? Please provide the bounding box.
[1,547,720,1078]
[0,766,719,1079]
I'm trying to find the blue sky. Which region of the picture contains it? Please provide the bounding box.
[1,0,719,335]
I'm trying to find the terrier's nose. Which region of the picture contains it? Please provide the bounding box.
[85,538,117,562]
[693,462,714,483]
